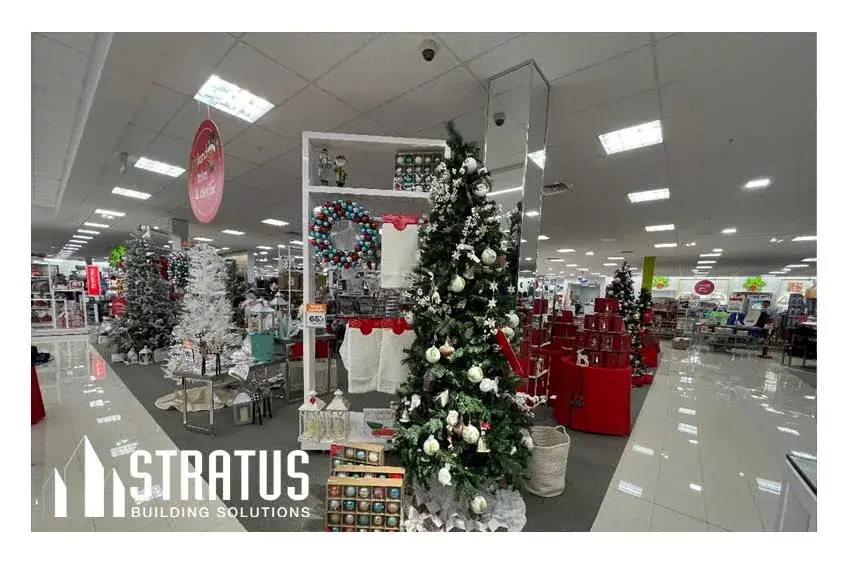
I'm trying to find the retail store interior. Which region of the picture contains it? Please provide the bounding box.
[31,32,817,533]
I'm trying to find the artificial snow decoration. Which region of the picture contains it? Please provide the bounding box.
[507,312,520,328]
[462,423,480,444]
[479,378,496,393]
[127,347,138,364]
[425,346,442,364]
[470,495,488,515]
[446,410,460,427]
[481,247,497,265]
[438,464,453,486]
[502,326,515,339]
[449,275,466,293]
[423,435,440,456]
[467,365,484,383]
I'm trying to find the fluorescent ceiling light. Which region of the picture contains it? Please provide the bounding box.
[95,208,126,217]
[527,149,546,169]
[84,222,109,228]
[599,120,663,155]
[697,265,712,269]
[77,229,100,235]
[256,245,273,250]
[278,244,286,248]
[627,188,670,203]
[566,264,579,268]
[548,258,566,263]
[68,239,87,244]
[721,227,737,234]
[644,224,674,232]
[584,251,594,256]
[537,235,550,241]
[684,242,696,247]
[525,210,540,217]
[262,218,289,227]
[654,242,677,248]
[112,186,152,200]
[194,74,274,124]
[556,248,575,253]
[802,257,817,262]
[491,186,523,196]
[769,271,787,274]
[290,240,303,246]
[259,251,268,255]
[785,264,809,268]
[525,257,533,261]
[712,248,723,252]
[607,256,624,260]
[792,235,816,242]
[698,260,716,264]
[744,177,771,189]
[72,235,93,240]
[220,247,230,251]
[134,157,185,178]
[194,237,214,242]
[222,229,245,236]
[603,263,617,267]
[699,253,721,257]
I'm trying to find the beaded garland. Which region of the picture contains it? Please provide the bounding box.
[309,199,379,269]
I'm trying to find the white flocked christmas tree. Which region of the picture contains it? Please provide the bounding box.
[164,243,242,378]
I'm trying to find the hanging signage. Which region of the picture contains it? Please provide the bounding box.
[694,279,715,296]
[111,297,127,318]
[305,303,327,328]
[188,119,224,223]
[86,265,101,296]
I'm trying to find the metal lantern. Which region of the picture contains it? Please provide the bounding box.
[233,391,254,426]
[324,389,351,441]
[139,346,152,366]
[298,391,326,441]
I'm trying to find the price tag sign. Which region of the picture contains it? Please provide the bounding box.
[305,303,327,328]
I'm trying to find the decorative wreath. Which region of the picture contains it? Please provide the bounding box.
[309,199,379,269]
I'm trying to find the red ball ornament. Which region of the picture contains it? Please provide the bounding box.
[343,262,350,269]
[355,245,361,252]
[333,256,340,263]
[351,252,359,260]
[362,215,370,223]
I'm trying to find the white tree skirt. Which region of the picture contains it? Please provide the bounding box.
[404,481,527,532]
[154,387,237,412]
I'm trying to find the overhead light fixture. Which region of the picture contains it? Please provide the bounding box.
[95,208,126,217]
[556,248,575,253]
[68,239,87,244]
[194,74,274,124]
[769,270,787,274]
[549,258,566,263]
[525,210,540,217]
[585,251,594,256]
[84,222,109,228]
[566,264,579,268]
[72,235,93,240]
[525,257,533,261]
[802,257,817,262]
[712,248,723,252]
[112,186,152,200]
[684,242,696,247]
[654,242,677,248]
[697,265,712,269]
[134,157,185,178]
[792,235,816,242]
[599,120,663,155]
[520,239,528,243]
[721,227,737,234]
[538,235,550,241]
[262,218,289,227]
[290,240,304,246]
[785,264,809,268]
[220,247,230,251]
[258,251,268,255]
[697,260,716,264]
[627,187,670,203]
[256,245,273,250]
[744,177,771,189]
[194,237,214,242]
[603,263,617,267]
[644,224,675,232]
[491,186,523,196]
[527,149,546,169]
[699,253,721,257]
[77,229,100,235]
[222,229,245,236]
[608,256,624,260]
[278,244,286,248]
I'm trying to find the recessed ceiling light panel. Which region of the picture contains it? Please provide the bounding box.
[112,187,152,200]
[644,224,675,232]
[627,188,670,204]
[556,248,576,253]
[84,222,109,228]
[95,208,126,217]
[77,229,100,235]
[262,218,289,227]
[599,120,663,155]
[194,237,214,242]
[194,74,274,124]
[792,235,816,242]
[721,227,737,234]
[744,177,771,189]
[221,229,245,236]
[134,157,185,178]
[654,242,677,248]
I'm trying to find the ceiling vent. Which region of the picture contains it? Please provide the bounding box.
[542,181,573,196]
[621,250,634,254]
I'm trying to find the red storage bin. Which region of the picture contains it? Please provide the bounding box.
[604,351,628,368]
[608,315,624,333]
[554,359,632,436]
[584,314,596,330]
[533,299,549,314]
[552,322,577,338]
[594,297,619,313]
[642,343,659,368]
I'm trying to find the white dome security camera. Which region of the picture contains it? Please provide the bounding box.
[419,39,438,62]
[493,112,506,127]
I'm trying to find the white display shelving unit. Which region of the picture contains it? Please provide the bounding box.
[31,262,89,336]
[299,131,448,450]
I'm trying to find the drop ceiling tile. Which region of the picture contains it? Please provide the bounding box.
[333,115,395,137]
[438,33,522,62]
[32,34,91,77]
[143,134,192,171]
[370,67,486,136]
[115,124,158,156]
[163,101,249,145]
[316,33,460,112]
[414,107,484,146]
[214,42,308,106]
[243,32,378,81]
[259,85,360,140]
[131,84,188,132]
[155,33,238,96]
[222,154,257,181]
[32,63,85,99]
[224,126,297,165]
[41,32,96,54]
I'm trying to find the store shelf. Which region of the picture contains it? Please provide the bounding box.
[305,185,430,199]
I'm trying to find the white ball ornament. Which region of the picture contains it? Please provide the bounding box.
[423,435,440,456]
[481,247,497,266]
[446,410,459,427]
[467,365,484,383]
[479,378,496,393]
[438,465,452,486]
[502,326,515,339]
[462,157,478,174]
[470,495,488,514]
[403,310,414,326]
[507,312,520,328]
[449,275,466,293]
[425,346,441,364]
[462,423,480,444]
[522,434,535,451]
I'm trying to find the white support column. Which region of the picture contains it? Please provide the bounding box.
[302,136,315,395]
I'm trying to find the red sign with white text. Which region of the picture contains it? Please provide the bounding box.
[188,119,224,223]
[86,265,101,296]
[111,297,127,318]
[694,279,715,296]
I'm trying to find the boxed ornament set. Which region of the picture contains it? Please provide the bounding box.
[392,151,443,192]
[333,465,405,479]
[330,442,386,468]
[325,476,404,532]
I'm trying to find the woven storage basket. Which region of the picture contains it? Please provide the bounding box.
[524,425,571,497]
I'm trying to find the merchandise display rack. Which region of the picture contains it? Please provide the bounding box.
[31,262,89,335]
[651,297,678,339]
[299,131,448,451]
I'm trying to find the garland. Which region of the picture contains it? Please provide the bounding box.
[309,199,379,269]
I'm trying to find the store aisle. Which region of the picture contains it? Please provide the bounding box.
[30,336,246,532]
[591,346,817,532]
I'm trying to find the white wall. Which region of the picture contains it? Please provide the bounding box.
[632,274,816,305]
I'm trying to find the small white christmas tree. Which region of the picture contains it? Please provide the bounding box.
[164,243,242,378]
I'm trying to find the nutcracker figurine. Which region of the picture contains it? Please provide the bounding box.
[334,155,348,187]
[316,148,331,186]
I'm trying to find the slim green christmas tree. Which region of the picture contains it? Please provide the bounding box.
[394,123,533,529]
[605,260,643,374]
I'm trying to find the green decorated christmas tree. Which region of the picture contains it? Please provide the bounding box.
[394,123,533,530]
[605,260,644,374]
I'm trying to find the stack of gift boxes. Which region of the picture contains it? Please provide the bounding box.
[579,298,631,368]
[550,309,578,355]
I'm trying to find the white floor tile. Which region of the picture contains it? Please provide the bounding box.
[651,505,707,532]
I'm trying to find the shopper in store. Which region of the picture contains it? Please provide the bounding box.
[755,299,777,358]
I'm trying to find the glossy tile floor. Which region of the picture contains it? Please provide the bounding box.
[31,336,246,532]
[591,345,817,532]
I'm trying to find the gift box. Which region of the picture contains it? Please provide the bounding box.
[552,322,578,338]
[584,314,596,331]
[601,334,615,351]
[533,299,549,314]
[576,332,588,349]
[585,331,601,349]
[558,310,574,323]
[620,333,631,351]
[594,298,619,313]
[602,351,625,368]
[589,350,603,367]
[607,315,624,332]
[596,314,610,332]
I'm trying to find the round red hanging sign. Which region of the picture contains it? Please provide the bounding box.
[694,279,715,295]
[188,119,224,223]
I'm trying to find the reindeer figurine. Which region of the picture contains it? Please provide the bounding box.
[576,348,590,367]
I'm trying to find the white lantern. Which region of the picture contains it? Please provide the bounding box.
[323,389,350,441]
[246,301,276,333]
[126,347,138,364]
[233,390,254,426]
[139,346,152,366]
[298,391,326,441]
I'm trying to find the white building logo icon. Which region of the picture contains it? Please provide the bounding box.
[52,436,127,518]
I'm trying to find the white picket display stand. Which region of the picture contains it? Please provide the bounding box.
[299,131,449,450]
